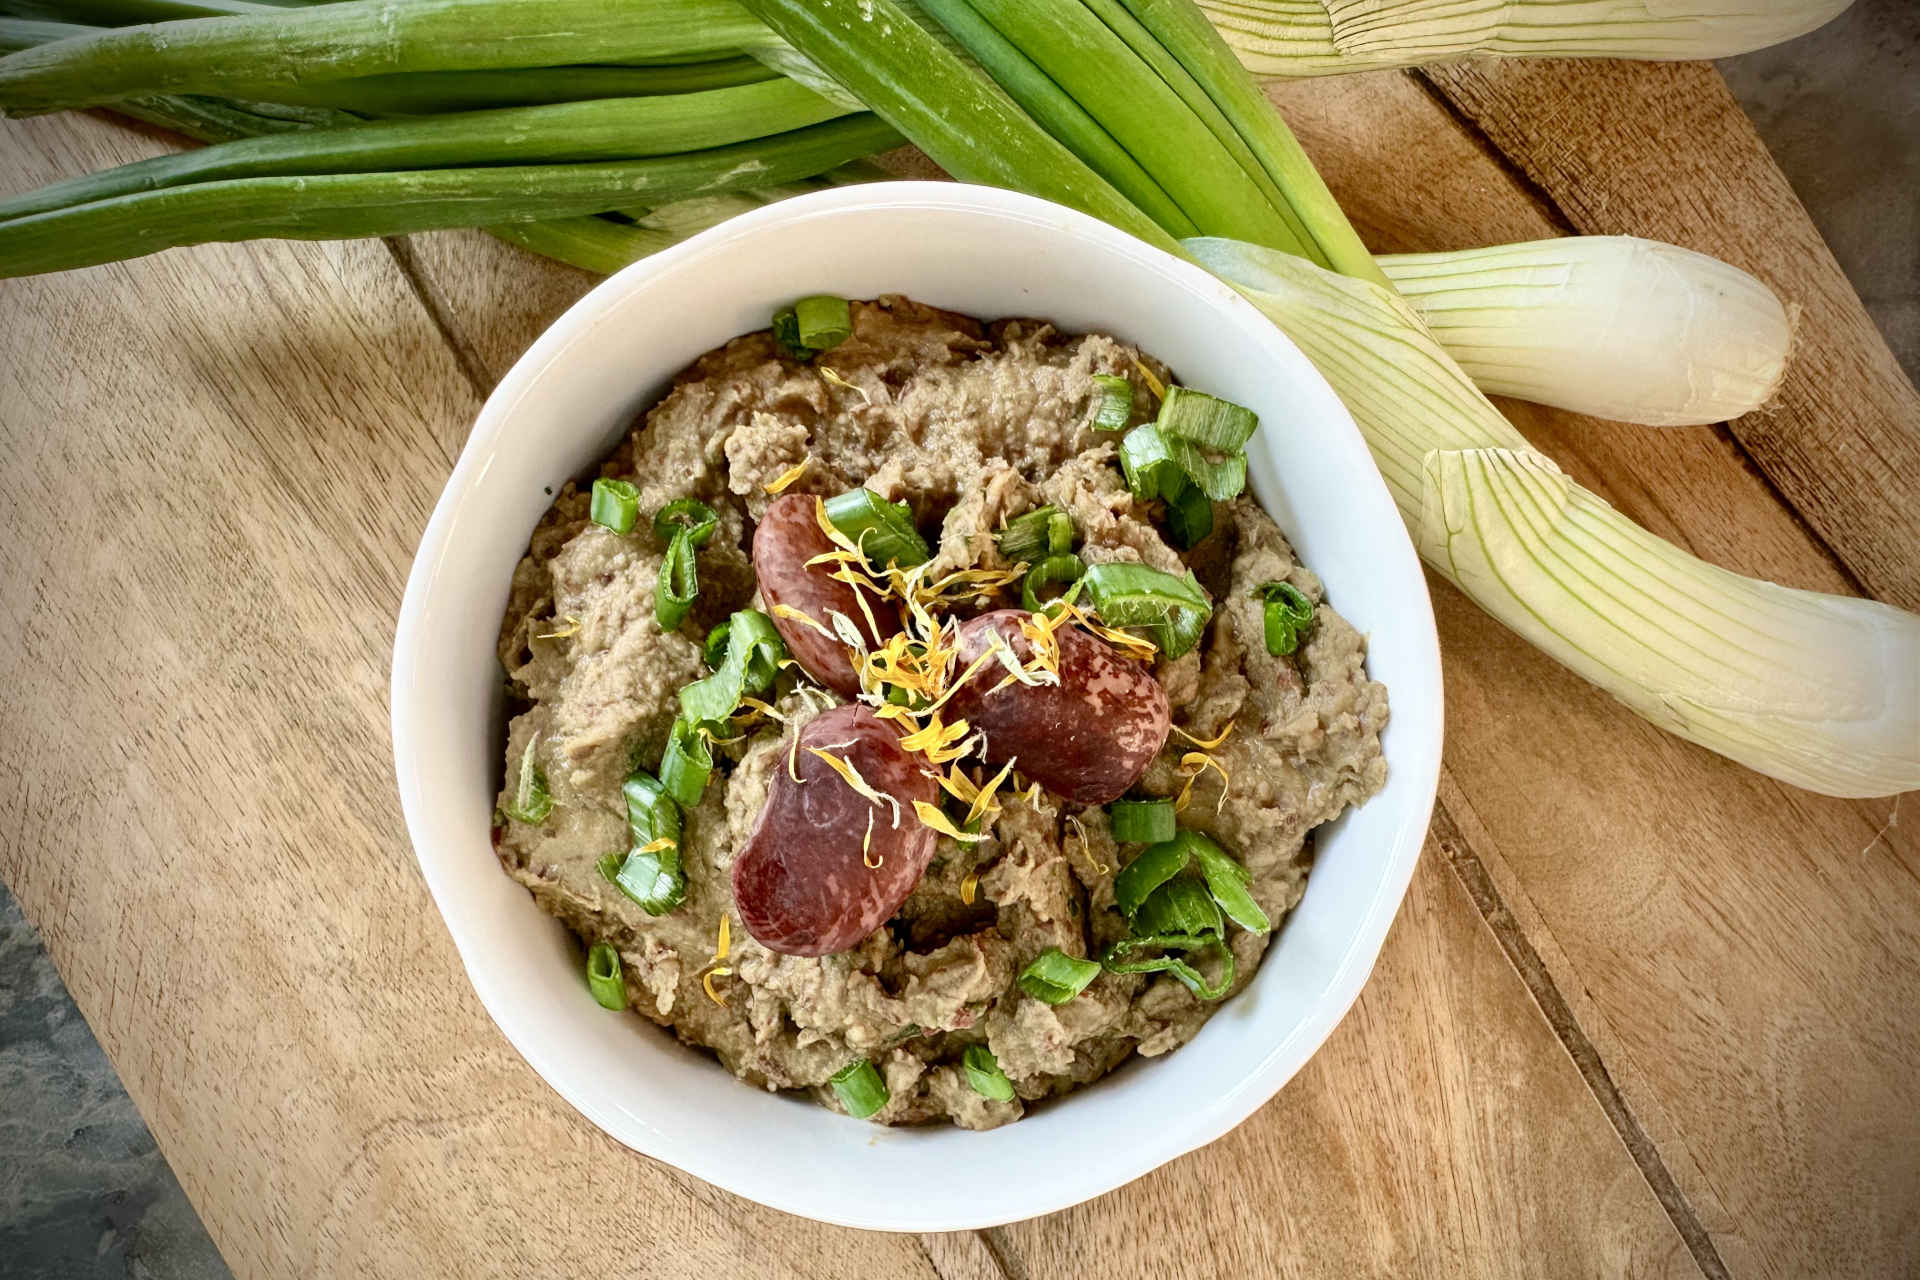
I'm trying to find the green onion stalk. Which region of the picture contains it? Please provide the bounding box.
[735,0,1919,798]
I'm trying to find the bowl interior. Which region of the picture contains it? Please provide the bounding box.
[392,183,1441,1231]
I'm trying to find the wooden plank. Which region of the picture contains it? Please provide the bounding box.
[0,111,943,1280]
[1271,68,1920,1279]
[1416,57,1920,611]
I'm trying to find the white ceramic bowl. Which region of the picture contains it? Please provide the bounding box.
[392,182,1442,1231]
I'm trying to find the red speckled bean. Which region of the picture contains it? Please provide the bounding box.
[752,493,898,696]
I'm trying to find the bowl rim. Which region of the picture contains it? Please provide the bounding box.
[392,181,1442,1229]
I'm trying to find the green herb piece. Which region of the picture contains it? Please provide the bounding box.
[651,496,718,548]
[1047,510,1076,555]
[586,942,625,1011]
[1133,874,1224,940]
[659,717,712,808]
[822,488,929,567]
[794,294,853,350]
[1101,934,1236,1001]
[1156,385,1258,452]
[622,772,680,850]
[1090,372,1135,432]
[1163,482,1213,548]
[502,735,553,825]
[1078,562,1212,659]
[1118,423,1183,501]
[962,1044,1015,1102]
[770,307,815,360]
[1017,947,1102,1004]
[995,505,1064,563]
[702,617,733,669]
[1255,580,1316,656]
[1022,553,1085,613]
[1163,434,1248,500]
[598,844,685,917]
[680,608,786,726]
[1107,797,1176,845]
[589,477,640,534]
[655,527,699,631]
[830,1058,889,1119]
[1188,833,1270,934]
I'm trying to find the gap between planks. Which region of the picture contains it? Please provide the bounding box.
[383,235,495,402]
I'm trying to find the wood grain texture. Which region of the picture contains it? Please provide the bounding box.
[1,51,1916,1280]
[1416,57,1920,611]
[0,110,942,1280]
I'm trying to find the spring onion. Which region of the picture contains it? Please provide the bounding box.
[1133,873,1223,938]
[822,488,929,568]
[770,306,814,360]
[598,844,686,915]
[1184,832,1269,932]
[1255,580,1314,656]
[652,496,718,548]
[0,80,854,224]
[702,617,734,669]
[1102,932,1235,1000]
[681,608,786,726]
[961,1044,1016,1102]
[1079,562,1212,659]
[1090,372,1136,432]
[1377,237,1795,428]
[1022,554,1086,613]
[503,735,554,825]
[1163,483,1213,548]
[829,1058,889,1119]
[0,115,904,279]
[622,772,681,850]
[995,506,1065,563]
[1190,235,1920,798]
[1162,434,1247,501]
[586,942,626,1010]
[1199,0,1853,79]
[590,477,640,534]
[659,717,713,807]
[793,294,852,351]
[1017,948,1103,1004]
[1108,798,1177,845]
[655,527,699,630]
[1157,384,1257,451]
[1118,425,1183,502]
[1048,511,1076,555]
[0,0,777,113]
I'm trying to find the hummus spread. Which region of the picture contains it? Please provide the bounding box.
[495,297,1387,1128]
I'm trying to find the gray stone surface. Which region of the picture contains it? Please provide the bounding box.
[0,884,230,1280]
[1720,0,1920,383]
[0,11,1914,1278]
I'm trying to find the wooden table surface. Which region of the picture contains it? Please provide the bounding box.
[3,57,1917,1280]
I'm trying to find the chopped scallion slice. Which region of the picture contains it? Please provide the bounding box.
[654,527,699,631]
[1022,553,1085,613]
[829,1058,889,1119]
[794,294,853,351]
[586,942,625,1011]
[1163,483,1213,548]
[995,505,1063,563]
[961,1044,1015,1102]
[823,488,930,567]
[659,718,713,808]
[589,477,640,535]
[503,736,553,825]
[1112,836,1187,913]
[598,845,686,917]
[1187,834,1270,934]
[622,772,682,851]
[1108,797,1176,845]
[1163,434,1248,501]
[1133,874,1224,940]
[652,497,718,548]
[770,306,814,361]
[681,608,787,726]
[1118,424,1183,501]
[1156,385,1258,452]
[1017,948,1102,1004]
[1047,510,1076,555]
[1255,581,1316,656]
[1090,372,1135,432]
[702,617,733,669]
[1101,934,1236,1002]
[1079,562,1212,659]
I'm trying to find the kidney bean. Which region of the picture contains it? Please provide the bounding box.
[751,493,899,696]
[947,610,1170,805]
[733,704,939,957]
